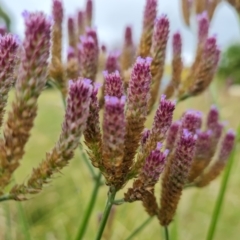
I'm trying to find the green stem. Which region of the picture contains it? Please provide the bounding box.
[0,194,13,202]
[78,145,97,180]
[17,202,31,240]
[4,202,12,240]
[125,217,153,240]
[164,226,169,240]
[95,187,116,240]
[206,143,237,240]
[171,217,178,240]
[75,172,102,240]
[113,198,125,205]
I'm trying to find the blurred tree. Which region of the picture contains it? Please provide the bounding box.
[217,44,240,84]
[0,2,11,31]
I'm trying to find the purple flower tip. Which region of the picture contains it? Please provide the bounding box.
[183,129,198,143]
[105,96,118,104]
[156,142,162,150]
[125,26,133,45]
[68,80,74,87]
[197,11,209,21]
[226,129,236,138]
[182,128,191,138]
[164,149,169,157]
[81,35,94,45]
[13,34,21,45]
[136,56,152,65]
[210,105,218,111]
[182,110,202,133]
[206,36,217,46]
[218,129,236,162]
[22,10,30,19]
[141,129,151,146]
[105,95,126,106]
[173,31,182,55]
[83,78,92,85]
[67,46,75,54]
[94,82,102,90]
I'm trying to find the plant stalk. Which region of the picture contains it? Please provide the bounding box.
[164,226,169,240]
[4,202,12,240]
[206,143,237,240]
[75,172,102,240]
[95,187,116,240]
[113,198,125,205]
[78,145,97,180]
[17,201,31,240]
[0,194,13,202]
[125,217,153,240]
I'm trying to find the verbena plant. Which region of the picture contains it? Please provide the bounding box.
[0,0,237,239]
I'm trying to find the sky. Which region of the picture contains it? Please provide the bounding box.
[2,0,240,64]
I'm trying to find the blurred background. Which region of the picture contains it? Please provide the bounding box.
[0,0,240,239]
[1,0,240,64]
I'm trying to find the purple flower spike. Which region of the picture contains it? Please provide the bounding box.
[85,0,93,26]
[86,28,99,51]
[204,36,218,67]
[152,15,170,54]
[127,57,152,118]
[219,130,235,162]
[67,46,75,60]
[84,82,101,142]
[166,121,181,150]
[20,11,51,90]
[207,105,219,129]
[101,44,106,53]
[105,51,120,73]
[125,26,133,46]
[0,24,7,36]
[79,35,98,81]
[0,34,20,127]
[53,0,63,25]
[138,0,157,57]
[174,129,197,177]
[206,106,223,149]
[195,130,212,158]
[182,110,202,134]
[172,31,182,56]
[103,96,126,166]
[141,128,151,147]
[213,122,224,138]
[77,11,84,35]
[0,34,19,77]
[103,70,124,98]
[143,0,157,30]
[142,142,168,185]
[159,128,197,225]
[152,95,176,137]
[65,78,92,131]
[197,11,209,44]
[62,78,92,156]
[77,11,84,27]
[68,16,76,48]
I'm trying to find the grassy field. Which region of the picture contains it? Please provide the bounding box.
[0,83,239,240]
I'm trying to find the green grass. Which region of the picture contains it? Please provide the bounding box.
[0,84,240,240]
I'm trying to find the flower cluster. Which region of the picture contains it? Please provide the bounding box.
[0,0,236,234]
